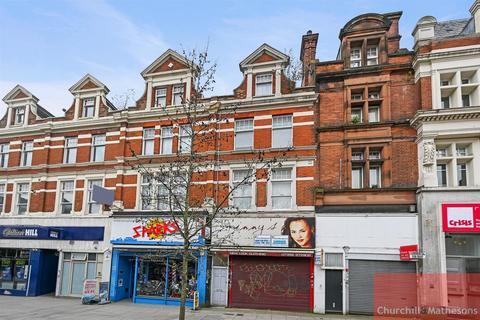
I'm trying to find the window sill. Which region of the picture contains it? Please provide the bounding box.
[253,94,275,98]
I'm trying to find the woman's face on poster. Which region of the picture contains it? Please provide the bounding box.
[289,219,312,248]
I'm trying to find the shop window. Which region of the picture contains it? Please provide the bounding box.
[272,115,292,148]
[155,88,167,108]
[60,252,103,296]
[271,168,292,209]
[14,107,25,125]
[255,74,273,96]
[16,183,29,215]
[0,144,8,168]
[172,85,184,105]
[161,126,173,155]
[232,169,253,209]
[86,179,102,214]
[178,125,192,153]
[136,257,197,300]
[64,137,77,164]
[20,141,33,167]
[234,118,253,150]
[445,234,480,257]
[91,135,105,162]
[59,180,74,214]
[142,128,155,156]
[0,249,30,291]
[83,98,95,118]
[0,183,5,213]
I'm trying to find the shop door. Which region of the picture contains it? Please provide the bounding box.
[348,260,416,315]
[211,267,227,306]
[325,270,342,312]
[230,255,311,312]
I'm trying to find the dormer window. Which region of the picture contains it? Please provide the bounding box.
[255,74,273,96]
[15,107,25,124]
[172,85,184,105]
[83,98,95,117]
[155,88,167,108]
[350,48,361,68]
[366,46,378,66]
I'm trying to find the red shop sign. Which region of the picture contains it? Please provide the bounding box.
[400,244,418,261]
[442,203,480,232]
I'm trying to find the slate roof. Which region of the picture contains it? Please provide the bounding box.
[434,18,473,39]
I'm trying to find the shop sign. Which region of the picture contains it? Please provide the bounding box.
[226,250,313,257]
[111,218,202,245]
[214,217,315,249]
[82,279,98,296]
[400,244,418,261]
[442,203,480,232]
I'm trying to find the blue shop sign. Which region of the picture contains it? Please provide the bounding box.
[0,226,104,241]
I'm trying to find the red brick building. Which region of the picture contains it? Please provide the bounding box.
[301,12,420,314]
[0,44,318,311]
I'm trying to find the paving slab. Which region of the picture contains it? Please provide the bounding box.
[0,295,372,320]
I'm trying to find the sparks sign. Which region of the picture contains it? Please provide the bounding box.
[442,203,480,232]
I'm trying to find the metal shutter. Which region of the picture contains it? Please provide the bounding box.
[230,256,311,312]
[348,260,416,314]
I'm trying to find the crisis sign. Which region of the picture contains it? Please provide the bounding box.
[442,204,480,232]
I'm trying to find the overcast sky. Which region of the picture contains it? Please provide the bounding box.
[0,0,474,116]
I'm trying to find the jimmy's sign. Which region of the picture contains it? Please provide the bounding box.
[442,204,480,232]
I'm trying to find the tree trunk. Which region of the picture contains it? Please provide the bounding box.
[178,245,189,320]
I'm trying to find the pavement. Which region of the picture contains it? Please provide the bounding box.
[0,295,372,320]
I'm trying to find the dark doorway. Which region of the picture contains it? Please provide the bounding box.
[325,270,343,313]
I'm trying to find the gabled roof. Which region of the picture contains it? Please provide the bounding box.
[141,49,190,78]
[239,43,289,71]
[69,74,110,94]
[2,84,39,103]
[434,18,472,39]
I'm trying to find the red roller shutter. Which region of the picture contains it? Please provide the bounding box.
[229,255,312,312]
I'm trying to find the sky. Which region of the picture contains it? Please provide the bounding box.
[0,0,475,116]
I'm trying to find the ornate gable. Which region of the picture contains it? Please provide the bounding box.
[239,43,289,71]
[141,49,190,78]
[2,84,38,103]
[69,74,109,94]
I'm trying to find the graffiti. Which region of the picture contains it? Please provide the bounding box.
[132,218,179,240]
[237,263,297,301]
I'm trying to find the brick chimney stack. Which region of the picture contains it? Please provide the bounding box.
[300,30,318,87]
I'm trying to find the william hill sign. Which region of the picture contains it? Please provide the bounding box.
[0,226,58,240]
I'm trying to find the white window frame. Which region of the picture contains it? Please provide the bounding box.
[0,183,5,214]
[83,98,95,118]
[272,115,292,148]
[178,125,192,154]
[234,118,254,150]
[351,151,364,160]
[0,143,9,168]
[91,135,105,162]
[457,163,468,186]
[366,46,378,66]
[139,173,186,211]
[231,169,254,210]
[15,106,26,125]
[369,165,381,188]
[172,85,184,105]
[21,141,33,167]
[351,93,363,101]
[155,88,167,108]
[85,179,103,214]
[270,167,294,210]
[59,180,75,214]
[368,106,380,123]
[161,126,173,155]
[441,96,450,109]
[64,137,78,164]
[436,164,448,187]
[255,74,273,96]
[351,166,363,189]
[142,128,155,156]
[350,48,361,68]
[351,108,363,123]
[15,182,30,215]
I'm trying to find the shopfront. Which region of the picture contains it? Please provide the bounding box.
[212,216,315,312]
[0,224,105,297]
[109,215,207,307]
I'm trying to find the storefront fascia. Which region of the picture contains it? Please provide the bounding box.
[109,216,207,307]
